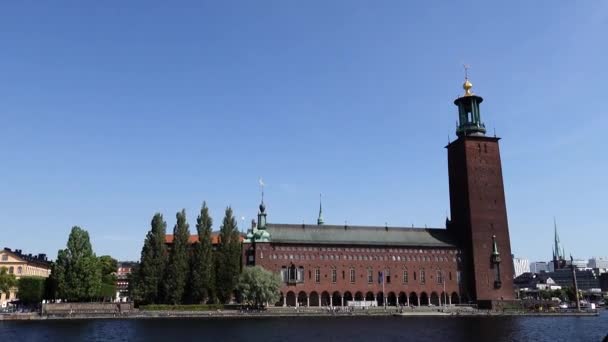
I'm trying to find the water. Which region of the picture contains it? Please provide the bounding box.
[1,311,607,342]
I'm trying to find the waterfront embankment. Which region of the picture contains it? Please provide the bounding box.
[0,305,601,320]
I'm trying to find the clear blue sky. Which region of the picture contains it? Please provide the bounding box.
[1,1,606,262]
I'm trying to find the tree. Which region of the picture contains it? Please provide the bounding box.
[98,255,118,301]
[188,202,215,304]
[135,213,168,304]
[215,206,241,303]
[237,266,281,307]
[54,226,102,301]
[17,277,46,305]
[0,267,17,298]
[163,209,191,304]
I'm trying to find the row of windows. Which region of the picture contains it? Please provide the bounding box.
[3,266,22,274]
[281,265,453,285]
[1,265,49,276]
[270,254,456,263]
[271,246,461,255]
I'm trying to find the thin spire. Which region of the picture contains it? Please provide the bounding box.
[317,193,324,225]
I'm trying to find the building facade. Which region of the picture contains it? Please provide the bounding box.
[116,261,137,302]
[588,257,608,270]
[512,257,530,278]
[243,77,516,308]
[0,248,51,307]
[530,262,549,274]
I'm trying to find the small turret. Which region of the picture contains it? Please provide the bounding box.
[454,67,486,137]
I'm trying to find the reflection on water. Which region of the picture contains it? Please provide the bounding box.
[1,311,607,342]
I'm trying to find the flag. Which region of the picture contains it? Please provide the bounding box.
[378,271,384,284]
[259,178,265,187]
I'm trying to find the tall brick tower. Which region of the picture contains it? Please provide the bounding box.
[446,75,515,307]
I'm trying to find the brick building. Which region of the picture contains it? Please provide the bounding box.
[243,77,516,309]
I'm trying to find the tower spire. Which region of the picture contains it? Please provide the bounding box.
[317,193,324,225]
[454,65,486,137]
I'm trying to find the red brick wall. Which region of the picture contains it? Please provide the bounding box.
[447,136,515,301]
[243,242,463,305]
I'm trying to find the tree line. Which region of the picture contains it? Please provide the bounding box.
[130,203,243,305]
[0,227,118,306]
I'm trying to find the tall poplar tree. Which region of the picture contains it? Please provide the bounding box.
[215,207,241,303]
[188,202,215,303]
[163,209,190,304]
[54,226,101,301]
[136,213,167,304]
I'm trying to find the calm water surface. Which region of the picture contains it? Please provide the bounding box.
[1,311,607,342]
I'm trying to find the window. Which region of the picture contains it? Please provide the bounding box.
[350,268,355,283]
[315,268,321,283]
[386,270,391,283]
[17,266,22,275]
[1,254,7,261]
[342,270,345,279]
[403,270,408,284]
[437,270,443,284]
[331,268,337,283]
[309,270,312,279]
[9,267,14,274]
[367,269,373,284]
[420,269,426,284]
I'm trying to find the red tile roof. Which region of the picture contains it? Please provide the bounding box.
[165,233,244,245]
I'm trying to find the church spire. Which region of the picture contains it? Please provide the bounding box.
[317,193,324,225]
[554,217,564,260]
[454,65,486,137]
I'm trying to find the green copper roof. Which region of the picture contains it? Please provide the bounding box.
[265,223,456,247]
[492,235,500,256]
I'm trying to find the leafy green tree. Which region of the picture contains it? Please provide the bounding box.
[0,267,17,298]
[540,290,552,300]
[17,277,46,305]
[215,207,241,303]
[551,289,564,301]
[188,202,215,304]
[98,255,118,301]
[163,209,191,304]
[135,213,168,304]
[55,226,102,301]
[237,266,281,307]
[127,263,141,301]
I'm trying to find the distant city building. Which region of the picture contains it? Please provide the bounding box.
[514,273,561,291]
[512,256,530,278]
[0,248,51,308]
[530,262,548,273]
[600,273,608,292]
[116,261,137,302]
[545,269,600,291]
[566,259,589,270]
[588,257,608,270]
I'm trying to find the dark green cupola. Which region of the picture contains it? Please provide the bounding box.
[454,77,486,137]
